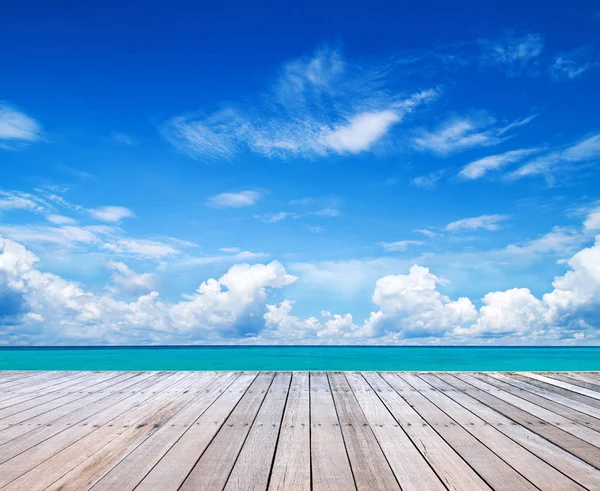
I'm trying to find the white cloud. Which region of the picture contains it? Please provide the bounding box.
[0,236,296,342]
[180,250,269,267]
[411,171,444,189]
[0,224,99,247]
[550,47,597,80]
[46,214,78,225]
[0,104,43,147]
[584,207,600,232]
[479,33,544,76]
[208,190,261,208]
[312,208,341,217]
[306,225,325,234]
[320,110,400,153]
[414,114,535,155]
[378,240,424,252]
[445,214,508,232]
[505,227,587,255]
[0,190,46,212]
[254,212,293,223]
[107,261,157,295]
[89,206,135,223]
[459,148,541,179]
[102,238,179,259]
[415,229,442,238]
[509,134,600,180]
[162,47,439,160]
[112,133,136,145]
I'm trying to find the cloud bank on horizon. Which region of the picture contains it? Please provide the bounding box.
[1,1,600,344]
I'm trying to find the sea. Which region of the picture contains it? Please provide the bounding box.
[1,346,599,371]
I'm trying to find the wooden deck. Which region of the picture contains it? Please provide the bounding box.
[0,372,599,490]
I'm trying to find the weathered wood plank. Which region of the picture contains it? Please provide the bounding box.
[134,372,257,491]
[545,372,600,392]
[363,372,490,491]
[423,373,600,490]
[345,372,445,491]
[456,373,600,447]
[224,372,291,491]
[310,372,356,491]
[439,373,600,468]
[329,372,400,491]
[523,373,600,400]
[3,373,206,490]
[384,373,537,491]
[474,373,600,432]
[403,373,583,491]
[83,372,237,491]
[268,372,311,491]
[488,372,600,420]
[179,372,275,491]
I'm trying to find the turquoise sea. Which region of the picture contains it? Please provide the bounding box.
[0,346,599,371]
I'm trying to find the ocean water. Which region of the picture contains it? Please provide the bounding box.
[0,346,599,371]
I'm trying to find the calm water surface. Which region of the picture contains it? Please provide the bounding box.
[1,346,599,371]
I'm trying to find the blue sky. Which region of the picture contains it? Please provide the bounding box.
[1,0,600,345]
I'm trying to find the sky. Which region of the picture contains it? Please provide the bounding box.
[1,0,600,345]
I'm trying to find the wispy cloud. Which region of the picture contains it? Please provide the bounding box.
[0,103,43,149]
[307,225,326,234]
[0,191,44,212]
[162,47,439,160]
[550,46,597,80]
[254,212,295,223]
[112,132,136,145]
[414,114,535,155]
[207,190,261,208]
[89,206,135,223]
[445,214,509,232]
[509,133,600,181]
[459,147,541,179]
[415,229,442,238]
[378,240,424,252]
[46,214,78,225]
[411,170,444,188]
[180,250,269,266]
[479,33,544,76]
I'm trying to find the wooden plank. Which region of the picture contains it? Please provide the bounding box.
[0,372,191,487]
[224,372,291,491]
[509,373,600,410]
[438,373,600,468]
[0,372,93,409]
[0,372,152,446]
[63,373,237,491]
[363,372,490,491]
[344,373,445,491]
[383,373,537,491]
[473,373,600,432]
[403,373,583,491]
[488,372,600,420]
[522,373,600,401]
[134,373,257,491]
[456,373,600,447]
[0,372,41,387]
[310,372,356,491]
[268,372,311,491]
[545,372,600,392]
[178,372,274,490]
[423,373,600,490]
[0,372,168,462]
[3,373,207,490]
[0,372,122,423]
[328,372,400,491]
[0,371,75,399]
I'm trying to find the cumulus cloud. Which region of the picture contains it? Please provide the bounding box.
[479,33,544,76]
[0,104,43,149]
[88,206,135,223]
[0,236,296,343]
[107,261,158,295]
[162,47,439,160]
[3,232,600,344]
[414,114,535,155]
[208,190,261,208]
[445,214,508,232]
